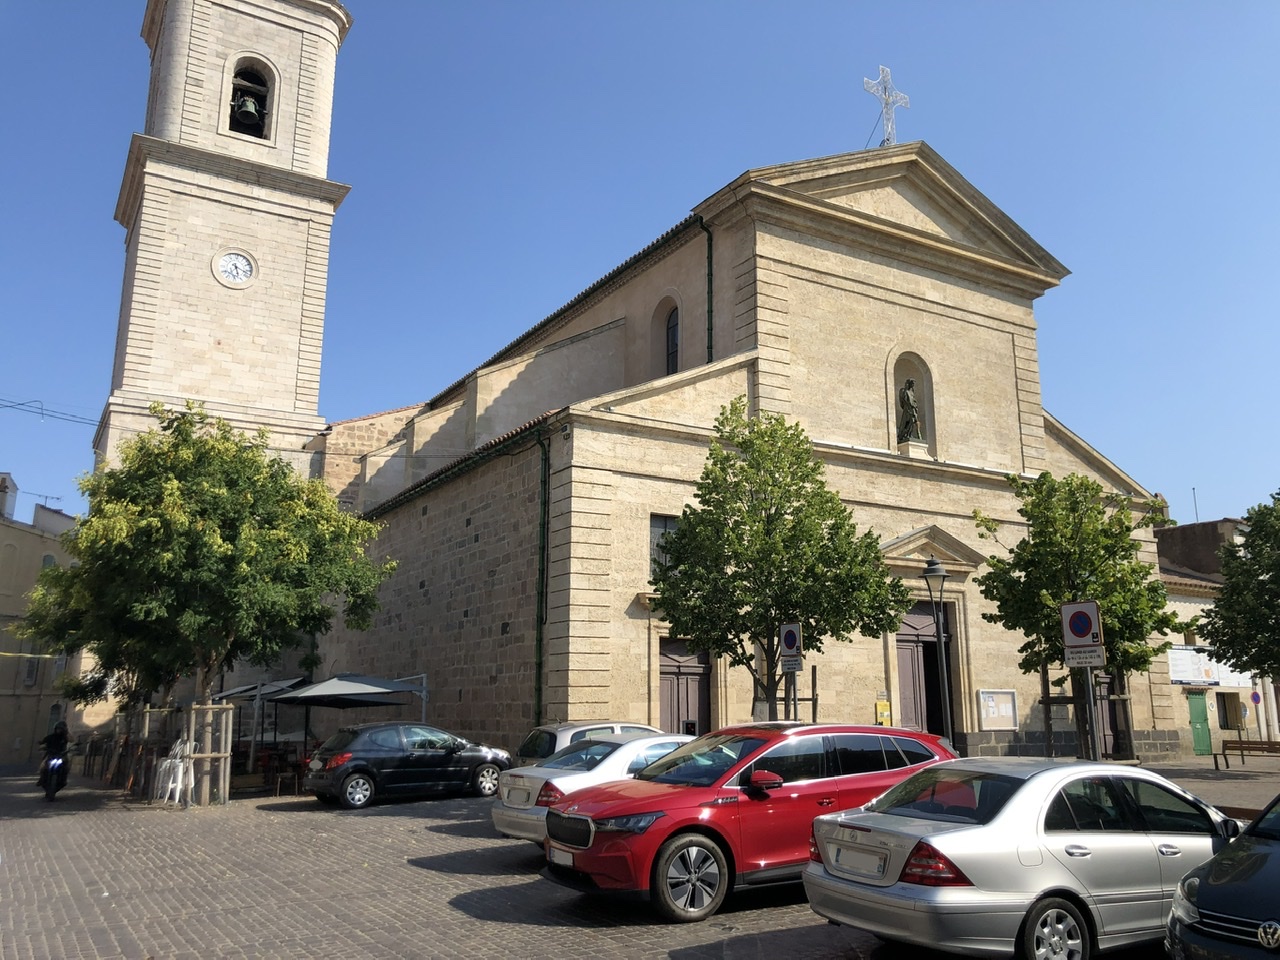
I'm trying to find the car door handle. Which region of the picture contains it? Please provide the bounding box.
[1064,844,1091,857]
[1157,844,1182,856]
[818,797,836,806]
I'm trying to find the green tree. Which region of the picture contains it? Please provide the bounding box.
[1199,491,1280,678]
[973,472,1180,757]
[651,397,911,719]
[21,403,396,708]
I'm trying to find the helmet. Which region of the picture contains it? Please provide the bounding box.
[54,720,68,734]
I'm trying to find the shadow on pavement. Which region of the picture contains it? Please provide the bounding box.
[444,871,818,928]
[408,839,545,877]
[0,775,132,820]
[245,792,493,819]
[670,922,889,960]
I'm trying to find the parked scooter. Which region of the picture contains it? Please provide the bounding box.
[37,720,71,801]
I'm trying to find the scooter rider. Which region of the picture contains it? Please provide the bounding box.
[37,720,70,789]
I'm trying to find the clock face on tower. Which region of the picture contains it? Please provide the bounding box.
[215,251,255,286]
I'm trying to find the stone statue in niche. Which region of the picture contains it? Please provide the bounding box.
[897,378,924,443]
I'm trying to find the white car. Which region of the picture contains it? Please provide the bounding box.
[492,731,692,843]
[514,720,661,767]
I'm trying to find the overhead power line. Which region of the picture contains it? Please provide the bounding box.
[0,397,98,426]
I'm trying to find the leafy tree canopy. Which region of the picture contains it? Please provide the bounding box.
[651,396,911,717]
[1199,491,1280,677]
[973,471,1180,678]
[20,403,396,705]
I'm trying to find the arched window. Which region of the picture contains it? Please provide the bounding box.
[665,307,679,375]
[229,62,271,138]
[41,554,57,568]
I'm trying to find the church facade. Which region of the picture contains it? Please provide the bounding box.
[94,0,1201,760]
[309,144,1187,759]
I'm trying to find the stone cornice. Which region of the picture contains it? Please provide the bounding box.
[142,0,353,52]
[115,134,351,230]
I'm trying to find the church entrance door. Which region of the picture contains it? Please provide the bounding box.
[895,603,953,739]
[660,638,711,737]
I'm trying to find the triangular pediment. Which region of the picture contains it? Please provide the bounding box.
[880,525,988,582]
[701,141,1067,283]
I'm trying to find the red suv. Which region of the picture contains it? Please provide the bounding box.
[542,721,956,921]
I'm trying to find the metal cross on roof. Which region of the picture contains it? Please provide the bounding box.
[863,65,910,146]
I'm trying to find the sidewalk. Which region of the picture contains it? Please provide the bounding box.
[1140,751,1280,819]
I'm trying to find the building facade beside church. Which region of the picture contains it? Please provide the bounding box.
[80,0,1227,760]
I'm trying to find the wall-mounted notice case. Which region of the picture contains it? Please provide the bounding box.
[978,689,1018,731]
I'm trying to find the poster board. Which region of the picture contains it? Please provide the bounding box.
[978,689,1018,731]
[1168,646,1253,687]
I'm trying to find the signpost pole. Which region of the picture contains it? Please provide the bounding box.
[1061,601,1107,762]
[1088,668,1103,762]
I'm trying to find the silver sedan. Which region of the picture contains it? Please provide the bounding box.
[803,757,1240,960]
[491,732,692,843]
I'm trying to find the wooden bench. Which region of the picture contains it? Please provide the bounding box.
[1214,738,1280,770]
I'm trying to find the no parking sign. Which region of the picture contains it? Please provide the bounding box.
[1061,600,1106,668]
[780,623,803,673]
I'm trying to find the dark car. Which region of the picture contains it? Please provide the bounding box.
[304,721,512,809]
[1167,792,1280,959]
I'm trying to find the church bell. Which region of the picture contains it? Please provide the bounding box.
[233,95,262,125]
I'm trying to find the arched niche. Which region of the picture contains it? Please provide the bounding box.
[890,352,936,458]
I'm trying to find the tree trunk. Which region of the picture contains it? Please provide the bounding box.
[1069,668,1093,760]
[195,664,214,806]
[760,671,780,721]
[1109,671,1135,761]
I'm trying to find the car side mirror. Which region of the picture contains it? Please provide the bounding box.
[747,769,784,793]
[1221,817,1242,840]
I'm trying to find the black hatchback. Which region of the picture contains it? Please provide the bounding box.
[305,722,513,809]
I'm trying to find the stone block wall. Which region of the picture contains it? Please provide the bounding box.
[318,438,546,752]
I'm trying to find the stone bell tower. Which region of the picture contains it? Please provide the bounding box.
[95,0,353,473]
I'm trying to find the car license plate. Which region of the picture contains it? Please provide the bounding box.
[834,845,886,878]
[509,788,529,805]
[548,846,574,867]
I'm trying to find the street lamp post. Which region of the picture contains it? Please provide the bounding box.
[921,556,953,746]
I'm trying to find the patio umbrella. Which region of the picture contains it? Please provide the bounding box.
[213,677,308,701]
[269,672,430,722]
[213,678,310,772]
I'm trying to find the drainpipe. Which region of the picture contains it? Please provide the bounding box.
[695,215,713,363]
[535,434,551,724]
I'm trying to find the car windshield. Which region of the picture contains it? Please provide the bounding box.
[1249,801,1280,841]
[867,766,1022,825]
[539,739,621,771]
[634,734,768,787]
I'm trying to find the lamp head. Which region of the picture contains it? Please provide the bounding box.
[921,555,949,598]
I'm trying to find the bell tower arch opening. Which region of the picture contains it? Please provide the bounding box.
[227,58,276,140]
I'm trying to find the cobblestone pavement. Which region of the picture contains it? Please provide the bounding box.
[0,771,1179,960]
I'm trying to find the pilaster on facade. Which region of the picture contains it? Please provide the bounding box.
[753,265,792,417]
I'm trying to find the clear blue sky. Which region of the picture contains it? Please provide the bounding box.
[3,2,1277,527]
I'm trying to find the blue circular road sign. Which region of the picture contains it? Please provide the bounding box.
[1068,611,1094,638]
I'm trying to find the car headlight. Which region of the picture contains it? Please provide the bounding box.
[594,812,664,834]
[1171,876,1200,925]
